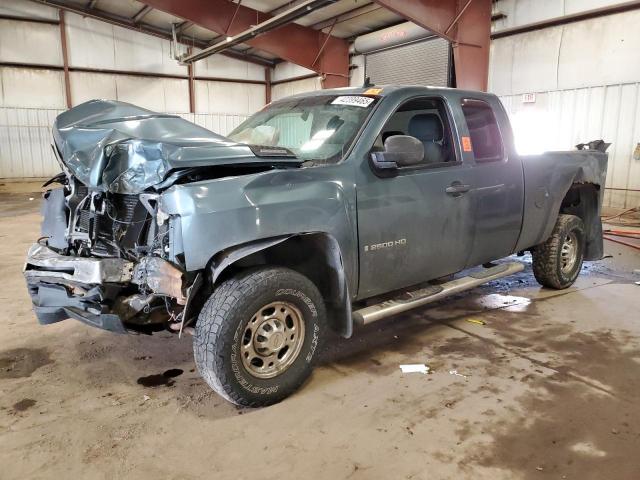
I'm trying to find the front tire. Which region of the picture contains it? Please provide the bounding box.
[532,214,585,289]
[194,267,326,407]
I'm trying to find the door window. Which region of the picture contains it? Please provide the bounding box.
[460,98,504,163]
[374,97,458,167]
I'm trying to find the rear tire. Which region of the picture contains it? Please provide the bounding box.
[194,267,326,407]
[532,214,585,289]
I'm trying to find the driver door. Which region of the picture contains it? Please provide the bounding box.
[355,96,476,299]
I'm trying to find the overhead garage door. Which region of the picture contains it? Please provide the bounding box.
[365,37,451,87]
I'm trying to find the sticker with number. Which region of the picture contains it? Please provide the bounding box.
[331,96,375,108]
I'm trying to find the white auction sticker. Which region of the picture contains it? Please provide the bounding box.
[331,95,374,108]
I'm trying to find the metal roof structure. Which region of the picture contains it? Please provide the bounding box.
[31,0,405,65]
[28,0,492,90]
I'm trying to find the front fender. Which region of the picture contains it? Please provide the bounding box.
[159,165,358,295]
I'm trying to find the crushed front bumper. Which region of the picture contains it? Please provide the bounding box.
[24,244,134,333]
[24,243,189,333]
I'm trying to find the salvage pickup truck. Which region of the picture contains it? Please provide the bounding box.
[24,85,608,406]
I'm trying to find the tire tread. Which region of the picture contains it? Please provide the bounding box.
[531,214,584,289]
[194,267,322,406]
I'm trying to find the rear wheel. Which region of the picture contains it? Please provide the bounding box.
[194,267,326,407]
[532,214,585,289]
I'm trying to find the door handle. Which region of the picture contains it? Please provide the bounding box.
[445,183,471,195]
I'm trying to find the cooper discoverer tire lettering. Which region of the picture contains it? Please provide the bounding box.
[194,267,327,407]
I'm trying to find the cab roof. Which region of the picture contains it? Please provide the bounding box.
[278,85,497,102]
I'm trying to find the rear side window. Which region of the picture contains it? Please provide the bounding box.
[460,98,504,162]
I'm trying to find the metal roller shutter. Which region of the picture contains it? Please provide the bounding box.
[365,37,450,87]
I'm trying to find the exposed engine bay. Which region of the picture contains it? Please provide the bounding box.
[25,173,190,333]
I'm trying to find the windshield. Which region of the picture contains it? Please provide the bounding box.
[228,94,379,162]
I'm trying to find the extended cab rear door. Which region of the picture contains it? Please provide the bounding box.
[355,95,476,299]
[455,96,524,267]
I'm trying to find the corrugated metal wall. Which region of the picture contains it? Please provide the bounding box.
[490,7,640,209]
[491,0,633,31]
[272,77,322,102]
[271,63,323,101]
[0,108,60,178]
[0,0,266,178]
[499,83,640,209]
[0,108,249,178]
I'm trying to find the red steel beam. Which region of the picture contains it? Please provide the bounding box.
[140,0,349,88]
[58,9,72,108]
[373,0,491,91]
[265,67,272,104]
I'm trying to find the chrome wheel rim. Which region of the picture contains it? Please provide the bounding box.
[240,301,305,379]
[560,231,579,274]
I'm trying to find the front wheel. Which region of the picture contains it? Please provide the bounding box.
[194,267,327,407]
[532,214,585,289]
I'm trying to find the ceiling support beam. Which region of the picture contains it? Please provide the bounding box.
[0,14,59,24]
[178,0,334,63]
[141,0,350,88]
[174,20,193,35]
[268,0,309,16]
[373,0,491,91]
[132,5,153,24]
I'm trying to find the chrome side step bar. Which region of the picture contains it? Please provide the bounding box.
[352,262,525,325]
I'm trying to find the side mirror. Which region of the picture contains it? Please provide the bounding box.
[370,135,424,176]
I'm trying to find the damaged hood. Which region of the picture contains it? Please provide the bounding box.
[53,100,299,193]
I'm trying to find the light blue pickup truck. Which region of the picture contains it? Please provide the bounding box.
[25,85,608,406]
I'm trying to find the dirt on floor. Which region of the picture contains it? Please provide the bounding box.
[1,189,639,480]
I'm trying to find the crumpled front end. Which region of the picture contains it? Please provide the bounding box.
[51,99,285,194]
[24,174,192,334]
[25,99,302,333]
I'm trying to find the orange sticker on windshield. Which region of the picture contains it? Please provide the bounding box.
[364,88,383,95]
[461,136,473,152]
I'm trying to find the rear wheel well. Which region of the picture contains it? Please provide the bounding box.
[558,183,602,260]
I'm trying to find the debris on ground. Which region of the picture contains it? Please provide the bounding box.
[465,318,486,326]
[449,370,468,379]
[399,364,430,374]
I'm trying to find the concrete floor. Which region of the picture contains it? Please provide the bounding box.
[1,188,639,480]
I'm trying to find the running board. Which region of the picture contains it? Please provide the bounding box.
[352,262,525,325]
